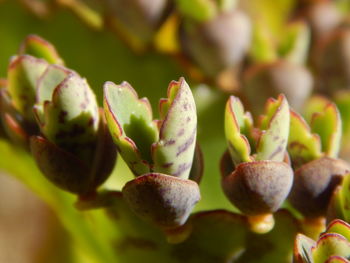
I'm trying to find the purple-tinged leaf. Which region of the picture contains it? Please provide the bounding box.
[152,78,197,179]
[18,34,64,65]
[224,96,252,165]
[103,81,157,176]
[312,233,350,262]
[294,233,316,263]
[7,55,48,120]
[327,220,350,241]
[256,94,289,162]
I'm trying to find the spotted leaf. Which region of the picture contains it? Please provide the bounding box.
[7,55,48,120]
[103,81,158,176]
[256,94,289,161]
[288,110,322,168]
[224,96,251,166]
[152,78,197,179]
[35,73,99,152]
[18,34,64,65]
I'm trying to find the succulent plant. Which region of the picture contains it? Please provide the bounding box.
[0,35,65,147]
[104,77,201,228]
[221,94,293,232]
[243,21,313,116]
[294,219,350,262]
[29,64,116,195]
[177,0,251,78]
[288,96,350,218]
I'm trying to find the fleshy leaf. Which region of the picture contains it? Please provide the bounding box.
[325,256,350,262]
[175,0,218,22]
[256,94,289,161]
[288,110,322,167]
[7,55,48,120]
[36,64,72,105]
[312,233,350,262]
[334,90,350,140]
[304,95,330,124]
[279,21,310,65]
[327,220,350,241]
[294,234,316,263]
[224,96,251,165]
[103,81,158,175]
[310,102,342,158]
[339,174,350,222]
[18,34,64,65]
[37,74,99,149]
[152,78,197,179]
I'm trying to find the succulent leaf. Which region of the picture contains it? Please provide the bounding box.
[304,95,330,124]
[103,81,157,175]
[312,233,350,263]
[327,220,350,241]
[36,73,99,149]
[224,96,251,165]
[310,102,342,158]
[279,21,310,65]
[339,174,350,222]
[18,34,64,65]
[334,90,350,140]
[256,94,289,162]
[294,234,316,263]
[288,110,322,167]
[7,55,48,120]
[152,78,197,179]
[175,0,217,22]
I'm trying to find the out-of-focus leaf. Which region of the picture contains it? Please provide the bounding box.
[279,21,310,65]
[7,55,48,120]
[224,96,251,165]
[339,174,350,222]
[175,0,217,22]
[18,34,64,65]
[288,110,322,167]
[310,103,342,158]
[334,90,350,139]
[303,95,330,124]
[152,78,197,179]
[256,94,289,162]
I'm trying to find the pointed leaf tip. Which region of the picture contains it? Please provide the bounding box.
[152,78,197,179]
[224,96,251,165]
[256,94,290,162]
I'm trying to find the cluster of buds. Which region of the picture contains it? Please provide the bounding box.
[0,35,116,196]
[103,77,202,229]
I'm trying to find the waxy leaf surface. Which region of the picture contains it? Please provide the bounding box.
[256,94,289,161]
[104,81,158,176]
[224,96,251,165]
[152,78,197,179]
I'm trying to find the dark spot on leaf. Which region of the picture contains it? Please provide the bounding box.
[177,129,185,136]
[165,139,176,146]
[176,128,196,157]
[174,162,192,177]
[162,162,173,168]
[58,111,67,124]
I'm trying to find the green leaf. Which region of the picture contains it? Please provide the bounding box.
[249,24,277,63]
[294,233,315,263]
[304,95,330,124]
[325,256,350,262]
[152,78,197,179]
[288,110,322,167]
[334,90,350,140]
[36,73,99,148]
[7,55,48,120]
[224,96,251,165]
[312,233,350,263]
[310,102,342,158]
[279,21,310,65]
[103,81,158,175]
[327,220,350,241]
[18,34,64,65]
[339,174,350,222]
[175,0,218,22]
[256,94,289,161]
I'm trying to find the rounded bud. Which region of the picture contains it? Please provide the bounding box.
[222,160,294,216]
[289,156,350,218]
[122,173,200,229]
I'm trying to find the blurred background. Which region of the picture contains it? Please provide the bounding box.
[0,0,350,262]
